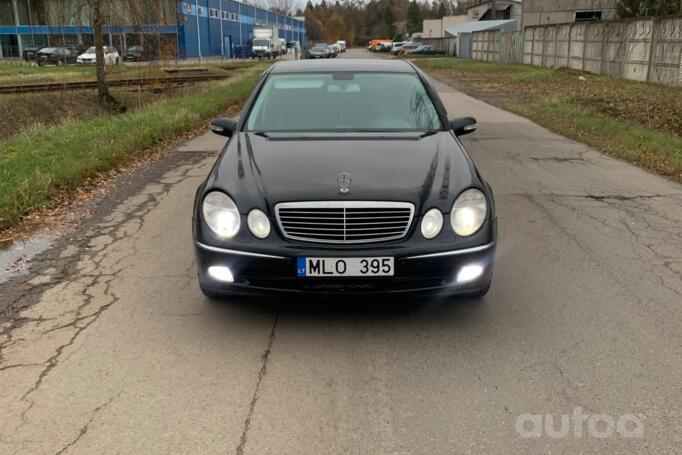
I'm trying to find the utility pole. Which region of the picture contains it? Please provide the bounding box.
[11,0,22,57]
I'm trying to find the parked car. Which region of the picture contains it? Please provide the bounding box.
[77,46,121,65]
[376,41,392,52]
[330,43,341,57]
[407,45,445,56]
[37,47,80,66]
[22,46,41,62]
[307,44,330,59]
[336,40,347,52]
[195,59,496,299]
[287,41,301,52]
[397,43,422,55]
[123,45,157,62]
[390,42,406,55]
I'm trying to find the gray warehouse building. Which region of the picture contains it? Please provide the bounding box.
[522,0,618,27]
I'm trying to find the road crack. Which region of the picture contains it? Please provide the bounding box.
[54,392,121,455]
[235,314,279,455]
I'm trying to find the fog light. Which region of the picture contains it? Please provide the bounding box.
[457,264,484,284]
[208,266,234,283]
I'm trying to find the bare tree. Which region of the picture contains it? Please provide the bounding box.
[269,0,295,15]
[84,0,112,105]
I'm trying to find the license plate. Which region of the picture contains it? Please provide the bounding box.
[297,257,394,277]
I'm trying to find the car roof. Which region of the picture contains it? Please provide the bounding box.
[270,59,416,74]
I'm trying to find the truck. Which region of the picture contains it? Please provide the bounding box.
[251,26,282,59]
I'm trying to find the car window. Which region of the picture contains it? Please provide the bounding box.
[246,73,442,132]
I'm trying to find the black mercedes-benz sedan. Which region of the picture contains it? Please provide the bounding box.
[193,59,496,298]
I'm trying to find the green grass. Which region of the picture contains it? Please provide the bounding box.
[514,99,682,177]
[414,57,682,181]
[0,66,263,230]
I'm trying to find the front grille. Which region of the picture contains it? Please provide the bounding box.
[276,201,415,244]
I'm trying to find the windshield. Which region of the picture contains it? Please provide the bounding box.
[246,73,442,133]
[253,39,269,47]
[85,47,96,53]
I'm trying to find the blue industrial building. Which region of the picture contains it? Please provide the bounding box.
[0,0,306,59]
[177,1,306,58]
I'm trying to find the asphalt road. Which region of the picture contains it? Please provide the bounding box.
[1,49,681,454]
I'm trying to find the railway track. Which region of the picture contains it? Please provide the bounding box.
[0,74,231,94]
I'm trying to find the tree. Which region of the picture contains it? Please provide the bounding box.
[384,0,396,37]
[325,12,346,42]
[406,0,421,34]
[85,0,112,105]
[268,0,294,15]
[617,0,682,17]
[438,0,447,17]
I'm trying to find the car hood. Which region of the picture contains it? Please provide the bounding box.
[205,132,479,215]
[79,53,95,58]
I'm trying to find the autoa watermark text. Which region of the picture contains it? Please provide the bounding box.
[515,407,644,439]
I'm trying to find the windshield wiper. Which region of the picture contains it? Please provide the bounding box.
[253,131,270,139]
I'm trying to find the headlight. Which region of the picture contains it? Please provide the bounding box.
[247,209,271,239]
[421,208,443,239]
[202,191,240,238]
[451,189,487,237]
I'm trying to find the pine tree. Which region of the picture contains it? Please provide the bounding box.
[384,0,396,38]
[617,0,682,17]
[438,0,448,18]
[407,0,422,35]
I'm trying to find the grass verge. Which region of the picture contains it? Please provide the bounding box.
[413,58,682,181]
[0,66,263,231]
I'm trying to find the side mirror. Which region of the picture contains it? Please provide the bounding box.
[450,117,477,136]
[210,117,237,137]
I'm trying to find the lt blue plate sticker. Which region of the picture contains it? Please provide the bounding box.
[297,257,307,277]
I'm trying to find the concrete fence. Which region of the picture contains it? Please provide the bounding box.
[471,30,523,64]
[522,18,682,87]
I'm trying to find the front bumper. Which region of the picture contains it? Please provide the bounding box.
[195,241,495,297]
